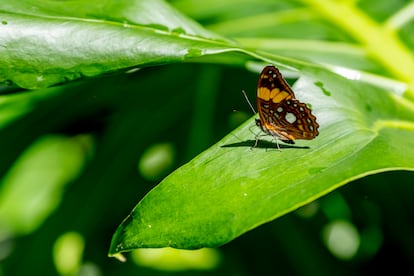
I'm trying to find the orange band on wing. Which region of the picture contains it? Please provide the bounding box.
[270,90,290,103]
[257,87,271,101]
[258,86,291,103]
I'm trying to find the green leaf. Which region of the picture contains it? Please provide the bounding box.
[109,67,414,255]
[0,0,229,89]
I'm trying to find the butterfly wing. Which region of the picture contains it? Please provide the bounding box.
[256,66,319,143]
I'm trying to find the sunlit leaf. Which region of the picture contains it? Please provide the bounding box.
[0,0,229,89]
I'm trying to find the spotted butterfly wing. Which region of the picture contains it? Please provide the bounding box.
[256,65,319,144]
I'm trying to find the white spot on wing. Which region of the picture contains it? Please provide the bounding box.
[285,112,297,123]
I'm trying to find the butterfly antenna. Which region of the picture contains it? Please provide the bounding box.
[241,90,257,114]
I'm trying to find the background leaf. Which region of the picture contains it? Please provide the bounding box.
[0,0,229,89]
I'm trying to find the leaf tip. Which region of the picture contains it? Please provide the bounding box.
[108,252,127,262]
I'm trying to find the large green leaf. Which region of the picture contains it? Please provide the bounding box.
[109,66,414,255]
[0,0,231,89]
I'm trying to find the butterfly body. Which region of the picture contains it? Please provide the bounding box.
[256,66,319,145]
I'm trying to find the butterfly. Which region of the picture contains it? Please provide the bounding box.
[252,65,319,147]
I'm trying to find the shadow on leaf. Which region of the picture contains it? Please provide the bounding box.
[220,139,310,150]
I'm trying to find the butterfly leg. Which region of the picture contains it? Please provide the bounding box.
[265,135,281,152]
[248,125,260,150]
[274,138,281,151]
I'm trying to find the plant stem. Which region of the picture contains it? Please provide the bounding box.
[302,0,414,99]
